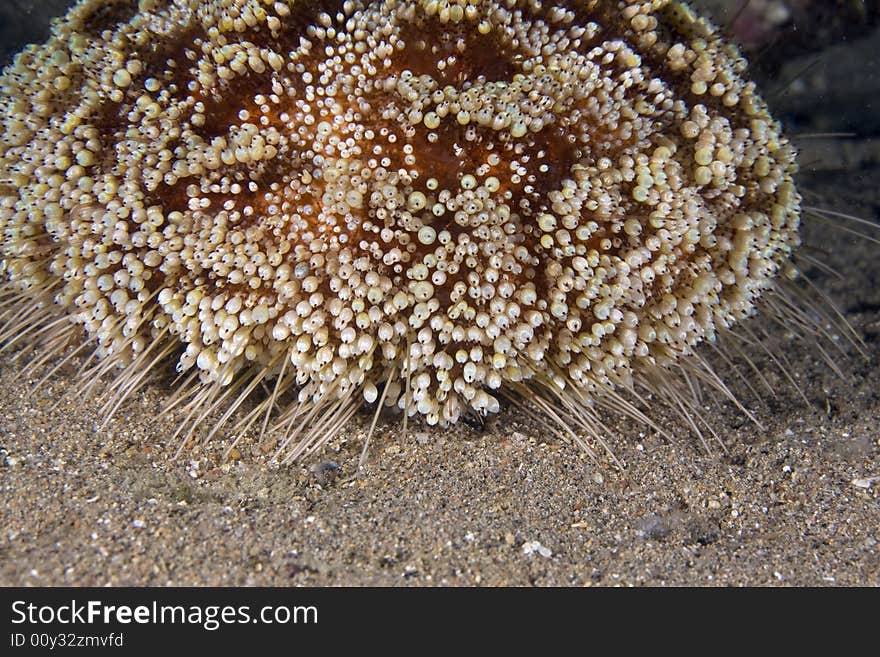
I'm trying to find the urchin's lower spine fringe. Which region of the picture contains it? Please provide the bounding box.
[360,365,398,470]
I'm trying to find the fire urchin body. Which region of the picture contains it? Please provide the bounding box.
[0,0,801,460]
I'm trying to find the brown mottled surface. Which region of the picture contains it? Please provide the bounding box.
[1,1,878,586]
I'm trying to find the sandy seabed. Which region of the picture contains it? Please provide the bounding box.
[0,0,878,586]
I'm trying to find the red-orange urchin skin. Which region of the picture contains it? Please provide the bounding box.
[0,0,800,437]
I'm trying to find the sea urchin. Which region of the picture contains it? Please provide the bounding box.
[0,0,804,463]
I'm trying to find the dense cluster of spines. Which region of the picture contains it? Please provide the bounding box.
[0,0,801,459]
